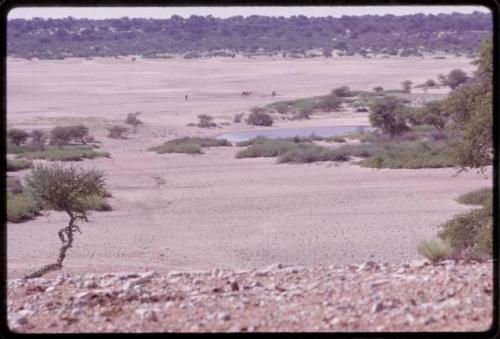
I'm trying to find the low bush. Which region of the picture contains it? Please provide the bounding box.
[417,239,452,263]
[50,125,89,146]
[7,159,33,171]
[8,128,30,146]
[7,192,40,223]
[236,139,299,158]
[456,188,492,206]
[7,177,24,194]
[7,143,37,154]
[246,109,273,126]
[79,194,112,211]
[277,145,349,164]
[16,147,110,161]
[107,125,128,138]
[197,114,216,128]
[150,137,230,154]
[438,201,492,257]
[233,113,244,123]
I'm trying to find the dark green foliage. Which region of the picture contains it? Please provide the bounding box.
[368,96,410,138]
[319,93,342,112]
[438,200,492,256]
[7,159,33,171]
[107,125,128,138]
[332,86,354,97]
[401,80,413,93]
[438,68,469,89]
[50,125,89,146]
[409,100,449,131]
[30,129,48,150]
[233,113,244,123]
[16,146,110,161]
[149,137,230,154]
[197,114,216,128]
[246,108,273,126]
[277,146,349,164]
[7,13,490,59]
[7,128,30,146]
[236,139,298,158]
[7,191,41,223]
[372,86,384,93]
[456,188,492,206]
[443,38,492,170]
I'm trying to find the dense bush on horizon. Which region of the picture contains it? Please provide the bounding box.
[7,128,30,146]
[7,13,491,59]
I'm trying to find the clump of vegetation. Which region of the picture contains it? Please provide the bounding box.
[277,145,349,164]
[49,124,90,147]
[7,177,24,194]
[438,199,492,259]
[438,68,469,89]
[236,139,300,158]
[7,159,33,171]
[107,125,128,139]
[401,80,413,93]
[197,114,217,128]
[417,239,452,263]
[368,96,410,139]
[149,137,231,154]
[456,188,492,206]
[7,128,30,146]
[7,191,41,223]
[22,163,110,278]
[233,113,244,123]
[79,193,112,211]
[125,112,143,133]
[16,146,110,161]
[246,108,273,126]
[30,129,48,150]
[319,93,342,112]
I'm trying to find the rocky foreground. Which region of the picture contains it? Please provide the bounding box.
[7,260,494,333]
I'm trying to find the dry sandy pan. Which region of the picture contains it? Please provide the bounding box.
[6,56,491,279]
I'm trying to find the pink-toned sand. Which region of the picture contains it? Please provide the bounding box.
[7,56,490,279]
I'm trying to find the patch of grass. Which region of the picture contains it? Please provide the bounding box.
[7,143,37,154]
[355,140,455,169]
[7,159,33,171]
[79,194,112,211]
[277,145,349,164]
[7,192,41,223]
[16,147,110,161]
[236,139,301,158]
[149,137,230,154]
[266,96,322,112]
[456,188,492,206]
[417,239,452,263]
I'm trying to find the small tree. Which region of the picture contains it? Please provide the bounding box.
[125,112,143,133]
[332,86,352,97]
[439,69,469,90]
[69,124,89,143]
[107,125,128,138]
[246,108,273,126]
[23,163,106,279]
[409,101,449,131]
[50,126,72,147]
[30,129,48,151]
[320,93,342,112]
[401,80,413,93]
[372,86,384,93]
[7,128,30,146]
[369,96,410,138]
[197,114,216,128]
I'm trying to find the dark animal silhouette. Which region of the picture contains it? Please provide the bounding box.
[185,94,189,100]
[272,91,276,96]
[241,91,253,98]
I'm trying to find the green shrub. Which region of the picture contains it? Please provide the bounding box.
[7,128,30,146]
[277,145,349,164]
[197,114,216,128]
[236,139,299,158]
[149,137,230,154]
[456,188,492,206]
[7,143,37,154]
[49,125,89,146]
[233,113,244,123]
[7,159,33,171]
[417,239,452,263]
[246,109,273,126]
[438,200,492,256]
[79,194,112,211]
[16,147,110,161]
[7,192,40,223]
[275,104,290,114]
[7,177,24,194]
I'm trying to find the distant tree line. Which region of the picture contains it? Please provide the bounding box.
[7,12,491,59]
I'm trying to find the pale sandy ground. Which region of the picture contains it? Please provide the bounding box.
[6,56,491,279]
